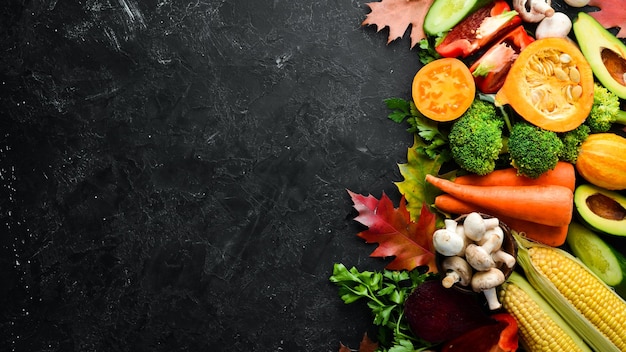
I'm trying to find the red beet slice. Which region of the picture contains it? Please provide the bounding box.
[404,279,495,343]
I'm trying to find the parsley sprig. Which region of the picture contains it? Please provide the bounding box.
[329,263,435,352]
[384,98,451,162]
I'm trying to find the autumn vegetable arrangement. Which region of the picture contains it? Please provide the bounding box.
[330,0,626,351]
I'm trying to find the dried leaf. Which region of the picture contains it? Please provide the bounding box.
[362,0,435,48]
[337,333,379,352]
[358,333,379,352]
[338,342,351,352]
[588,0,626,38]
[348,190,437,272]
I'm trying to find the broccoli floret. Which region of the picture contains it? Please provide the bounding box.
[448,100,504,175]
[508,122,563,179]
[559,124,590,164]
[587,83,626,133]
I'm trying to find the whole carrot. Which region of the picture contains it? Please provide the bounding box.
[425,174,573,227]
[454,161,575,192]
[434,194,570,246]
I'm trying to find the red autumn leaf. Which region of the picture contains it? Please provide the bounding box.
[338,333,379,352]
[588,0,626,38]
[361,0,436,48]
[348,190,437,272]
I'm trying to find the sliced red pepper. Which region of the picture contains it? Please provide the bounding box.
[491,313,519,352]
[469,26,535,93]
[435,0,521,58]
[440,312,519,352]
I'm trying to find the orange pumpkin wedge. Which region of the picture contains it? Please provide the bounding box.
[495,37,594,132]
[412,58,476,122]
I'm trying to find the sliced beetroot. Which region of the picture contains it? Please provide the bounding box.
[403,279,495,343]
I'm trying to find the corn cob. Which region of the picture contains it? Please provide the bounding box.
[515,233,626,352]
[500,272,592,352]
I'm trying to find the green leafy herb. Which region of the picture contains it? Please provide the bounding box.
[329,263,435,352]
[417,37,442,65]
[384,98,450,161]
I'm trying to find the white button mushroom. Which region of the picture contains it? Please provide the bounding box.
[477,226,504,254]
[513,0,555,23]
[465,243,496,271]
[492,249,517,269]
[433,219,468,256]
[471,267,506,310]
[535,12,572,39]
[441,256,473,288]
[463,212,499,242]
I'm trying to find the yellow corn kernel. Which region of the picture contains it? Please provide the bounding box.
[529,246,626,351]
[500,272,591,352]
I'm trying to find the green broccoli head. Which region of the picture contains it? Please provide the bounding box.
[588,83,622,133]
[508,122,563,179]
[448,100,504,175]
[559,124,590,164]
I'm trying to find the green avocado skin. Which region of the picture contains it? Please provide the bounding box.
[423,0,494,36]
[573,12,626,99]
[574,184,626,237]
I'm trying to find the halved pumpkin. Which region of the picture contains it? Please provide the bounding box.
[495,37,594,132]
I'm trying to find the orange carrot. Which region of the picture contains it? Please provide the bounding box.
[454,161,575,192]
[425,174,573,227]
[434,194,569,246]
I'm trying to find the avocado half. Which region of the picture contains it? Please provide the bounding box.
[573,12,626,99]
[574,184,626,236]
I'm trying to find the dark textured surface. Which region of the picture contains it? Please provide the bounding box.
[1,0,422,351]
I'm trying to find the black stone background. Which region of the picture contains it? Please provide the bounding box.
[0,0,422,351]
[3,1,626,351]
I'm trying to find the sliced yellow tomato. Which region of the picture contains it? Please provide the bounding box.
[412,58,476,122]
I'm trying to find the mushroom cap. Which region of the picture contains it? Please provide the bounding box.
[471,267,506,292]
[478,226,504,253]
[433,228,466,256]
[514,0,553,23]
[463,212,487,241]
[465,243,496,271]
[535,12,572,39]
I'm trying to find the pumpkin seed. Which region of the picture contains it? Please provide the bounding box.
[571,85,583,100]
[531,89,545,105]
[568,67,581,83]
[560,53,572,64]
[554,67,569,81]
[565,84,583,103]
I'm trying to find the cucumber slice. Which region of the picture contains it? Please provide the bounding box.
[566,222,626,298]
[423,0,494,36]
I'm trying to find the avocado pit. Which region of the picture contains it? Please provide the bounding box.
[574,184,626,236]
[601,48,626,86]
[586,193,626,221]
[574,12,626,99]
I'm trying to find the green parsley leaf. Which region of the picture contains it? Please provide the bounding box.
[329,264,435,351]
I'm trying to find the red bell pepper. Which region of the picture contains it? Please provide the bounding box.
[441,312,519,352]
[469,26,535,93]
[436,0,521,58]
[492,313,519,352]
